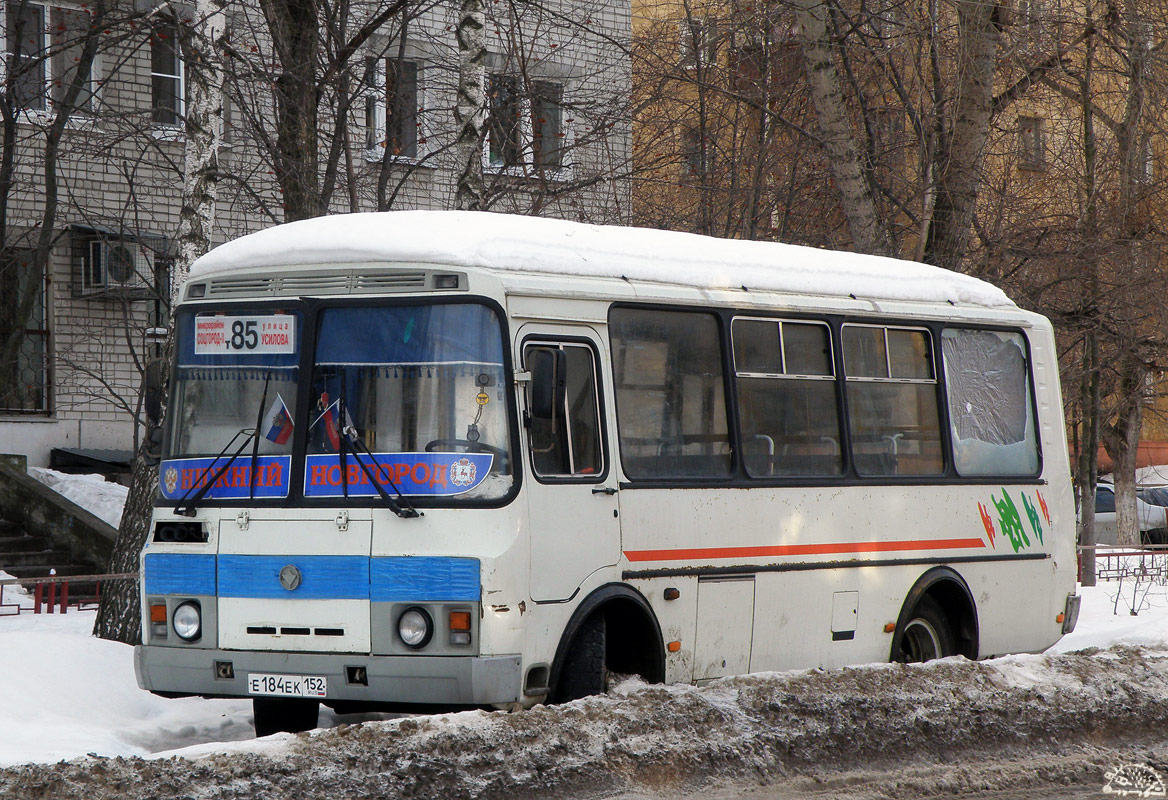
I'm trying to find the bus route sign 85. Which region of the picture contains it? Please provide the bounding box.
[195,314,296,355]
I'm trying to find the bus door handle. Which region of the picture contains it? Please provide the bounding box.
[592,486,617,496]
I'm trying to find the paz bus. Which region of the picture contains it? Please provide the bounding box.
[135,211,1080,735]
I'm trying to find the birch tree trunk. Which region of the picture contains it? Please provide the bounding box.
[95,0,226,643]
[791,0,891,257]
[453,0,486,210]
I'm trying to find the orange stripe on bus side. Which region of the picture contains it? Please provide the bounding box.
[622,537,987,563]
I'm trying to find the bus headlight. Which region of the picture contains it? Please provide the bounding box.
[172,601,202,641]
[398,607,433,648]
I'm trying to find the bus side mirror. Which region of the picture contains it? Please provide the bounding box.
[528,348,565,420]
[144,359,166,427]
[143,359,166,464]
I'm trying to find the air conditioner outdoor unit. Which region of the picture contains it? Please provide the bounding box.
[83,239,155,298]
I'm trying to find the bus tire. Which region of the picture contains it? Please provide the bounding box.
[252,697,320,737]
[896,596,954,663]
[554,613,607,702]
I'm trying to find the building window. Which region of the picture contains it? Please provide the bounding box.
[151,16,184,126]
[365,57,421,159]
[487,74,523,168]
[681,126,703,176]
[680,18,717,68]
[0,249,50,414]
[486,74,569,173]
[7,3,47,111]
[1016,0,1043,27]
[1017,115,1045,170]
[3,4,96,115]
[531,81,564,170]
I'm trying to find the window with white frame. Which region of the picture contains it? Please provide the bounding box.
[151,16,184,126]
[679,17,717,68]
[486,73,568,173]
[4,2,97,114]
[1017,115,1045,171]
[365,56,424,160]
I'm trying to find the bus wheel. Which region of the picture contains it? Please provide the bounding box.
[896,596,954,663]
[252,697,320,737]
[554,613,607,702]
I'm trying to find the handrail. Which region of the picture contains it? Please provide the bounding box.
[0,572,138,586]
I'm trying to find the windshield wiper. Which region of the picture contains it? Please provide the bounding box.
[337,393,421,519]
[174,428,258,516]
[249,373,273,500]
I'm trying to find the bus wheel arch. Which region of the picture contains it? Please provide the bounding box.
[890,567,979,663]
[548,583,666,703]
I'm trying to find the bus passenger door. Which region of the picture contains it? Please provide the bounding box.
[519,329,620,602]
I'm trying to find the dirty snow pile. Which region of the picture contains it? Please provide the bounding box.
[27,468,128,529]
[1,606,1168,799]
[3,471,1168,798]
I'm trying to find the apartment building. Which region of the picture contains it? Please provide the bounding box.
[0,0,632,468]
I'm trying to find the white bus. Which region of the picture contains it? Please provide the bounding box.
[135,211,1080,735]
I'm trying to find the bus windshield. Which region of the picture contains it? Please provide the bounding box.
[159,301,514,504]
[305,303,512,502]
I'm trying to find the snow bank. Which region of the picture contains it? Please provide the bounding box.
[189,211,1015,308]
[3,642,1168,799]
[27,468,128,529]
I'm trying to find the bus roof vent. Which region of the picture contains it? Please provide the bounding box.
[353,272,427,292]
[205,277,275,297]
[279,274,352,294]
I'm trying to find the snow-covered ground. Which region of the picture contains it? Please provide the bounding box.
[2,471,1167,775]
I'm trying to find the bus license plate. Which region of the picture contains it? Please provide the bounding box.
[247,673,327,698]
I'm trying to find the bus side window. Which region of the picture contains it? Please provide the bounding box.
[941,328,1040,476]
[732,318,842,477]
[843,325,943,476]
[609,308,731,479]
[525,343,604,479]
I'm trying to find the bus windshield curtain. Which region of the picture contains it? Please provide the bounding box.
[313,305,503,368]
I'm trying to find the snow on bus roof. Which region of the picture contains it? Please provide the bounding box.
[189,210,1015,308]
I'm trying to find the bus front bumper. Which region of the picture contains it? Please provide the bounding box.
[134,645,523,706]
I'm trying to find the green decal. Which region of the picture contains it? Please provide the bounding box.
[1021,492,1044,545]
[992,489,1029,553]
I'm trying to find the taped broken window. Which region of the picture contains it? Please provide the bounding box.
[941,329,1039,476]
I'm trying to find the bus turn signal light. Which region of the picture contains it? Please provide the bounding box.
[149,603,168,640]
[883,622,897,633]
[667,641,681,652]
[449,611,472,645]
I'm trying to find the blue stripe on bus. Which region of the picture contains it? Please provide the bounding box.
[370,557,480,602]
[143,553,217,596]
[217,555,370,600]
[142,553,480,602]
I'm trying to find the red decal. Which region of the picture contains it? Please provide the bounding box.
[1036,491,1051,526]
[978,502,997,547]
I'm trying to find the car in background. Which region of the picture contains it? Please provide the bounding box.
[1137,486,1168,545]
[1094,484,1168,545]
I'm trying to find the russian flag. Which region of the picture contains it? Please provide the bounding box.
[262,394,295,445]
